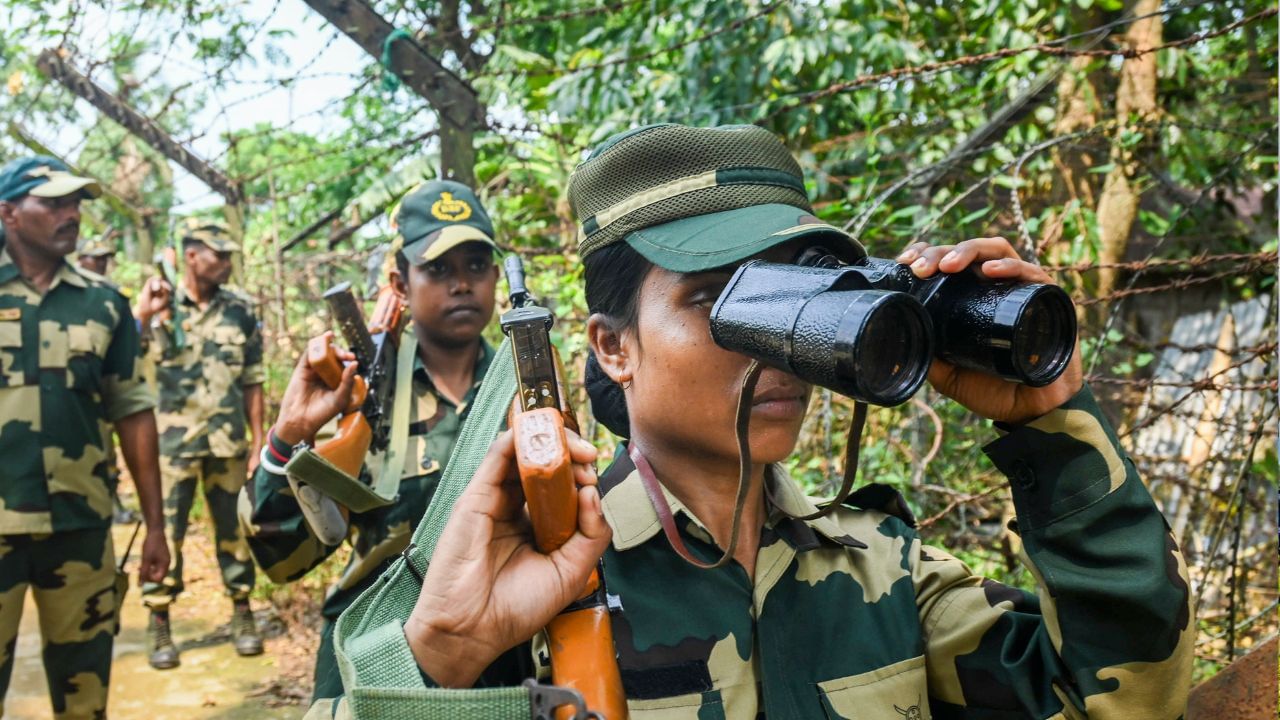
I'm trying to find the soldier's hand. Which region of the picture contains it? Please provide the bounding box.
[135,276,173,325]
[404,429,610,688]
[897,237,1083,425]
[274,332,359,446]
[139,530,170,584]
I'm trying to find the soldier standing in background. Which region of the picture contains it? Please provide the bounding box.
[0,155,169,719]
[74,235,116,278]
[75,234,138,525]
[133,219,265,669]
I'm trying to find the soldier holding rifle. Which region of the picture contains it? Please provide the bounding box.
[133,218,265,669]
[241,180,504,701]
[300,124,1193,720]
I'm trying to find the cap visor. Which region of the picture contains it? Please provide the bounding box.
[409,225,497,264]
[624,204,866,272]
[29,174,101,200]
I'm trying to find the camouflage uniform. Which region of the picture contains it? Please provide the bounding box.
[0,247,154,719]
[308,386,1194,720]
[141,281,264,608]
[76,236,132,524]
[243,337,493,699]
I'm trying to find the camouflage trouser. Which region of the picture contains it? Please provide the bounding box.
[0,530,116,720]
[142,454,254,608]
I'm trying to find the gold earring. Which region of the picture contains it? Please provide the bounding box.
[619,374,633,390]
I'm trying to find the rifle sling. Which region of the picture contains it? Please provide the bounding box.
[373,326,419,501]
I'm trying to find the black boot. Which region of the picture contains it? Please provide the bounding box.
[147,609,180,670]
[231,599,263,657]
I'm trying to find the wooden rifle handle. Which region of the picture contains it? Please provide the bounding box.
[304,333,372,481]
[513,404,629,720]
[306,334,368,412]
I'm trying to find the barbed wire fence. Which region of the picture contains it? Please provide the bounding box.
[8,0,1274,683]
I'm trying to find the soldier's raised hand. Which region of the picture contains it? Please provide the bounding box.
[897,237,1083,424]
[134,276,173,325]
[273,332,359,446]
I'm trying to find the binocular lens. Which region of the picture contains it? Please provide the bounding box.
[838,294,933,405]
[1010,286,1076,386]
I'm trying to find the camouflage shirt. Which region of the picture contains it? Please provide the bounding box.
[0,248,154,534]
[152,285,264,458]
[309,386,1194,720]
[243,337,494,619]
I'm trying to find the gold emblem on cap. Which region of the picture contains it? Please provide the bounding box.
[430,192,472,221]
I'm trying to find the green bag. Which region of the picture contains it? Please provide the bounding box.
[332,336,578,719]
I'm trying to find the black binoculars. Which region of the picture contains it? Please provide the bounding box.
[709,248,1076,406]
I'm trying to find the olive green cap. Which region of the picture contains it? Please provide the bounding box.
[0,155,101,202]
[568,124,864,272]
[78,236,116,257]
[395,180,497,265]
[179,218,240,252]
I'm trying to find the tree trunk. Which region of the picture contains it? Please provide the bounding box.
[439,123,477,187]
[1095,0,1162,304]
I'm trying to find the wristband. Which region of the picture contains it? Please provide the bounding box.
[259,445,288,476]
[267,427,295,464]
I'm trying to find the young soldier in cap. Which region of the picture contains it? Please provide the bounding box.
[303,125,1193,720]
[242,179,502,701]
[0,156,169,719]
[133,219,265,668]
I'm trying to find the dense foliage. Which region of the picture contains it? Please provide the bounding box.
[3,0,1275,682]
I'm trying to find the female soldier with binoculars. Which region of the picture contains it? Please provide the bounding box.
[305,123,1192,720]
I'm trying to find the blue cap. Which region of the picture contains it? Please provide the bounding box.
[0,156,102,202]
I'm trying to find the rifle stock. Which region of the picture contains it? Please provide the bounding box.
[299,281,403,496]
[503,256,628,720]
[306,333,372,479]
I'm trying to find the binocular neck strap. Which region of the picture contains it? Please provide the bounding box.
[629,360,765,570]
[766,400,868,521]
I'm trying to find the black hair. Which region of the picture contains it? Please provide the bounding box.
[181,238,205,252]
[395,248,410,279]
[582,241,655,438]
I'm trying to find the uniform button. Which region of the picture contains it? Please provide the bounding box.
[1011,460,1037,491]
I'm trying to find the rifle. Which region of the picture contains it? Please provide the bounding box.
[501,256,628,720]
[291,281,405,544]
[147,245,184,353]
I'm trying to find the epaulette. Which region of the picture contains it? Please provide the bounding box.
[71,264,126,296]
[219,285,258,308]
[840,482,918,528]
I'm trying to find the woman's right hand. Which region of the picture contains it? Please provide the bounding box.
[404,429,612,688]
[273,332,359,446]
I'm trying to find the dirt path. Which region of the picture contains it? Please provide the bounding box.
[5,520,309,719]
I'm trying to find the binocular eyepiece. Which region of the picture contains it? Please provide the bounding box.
[709,248,1076,406]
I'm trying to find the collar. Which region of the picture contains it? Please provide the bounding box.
[177,283,224,309]
[598,445,866,553]
[411,335,494,403]
[0,247,18,285]
[0,246,85,288]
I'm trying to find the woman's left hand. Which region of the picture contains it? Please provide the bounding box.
[896,237,1083,425]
